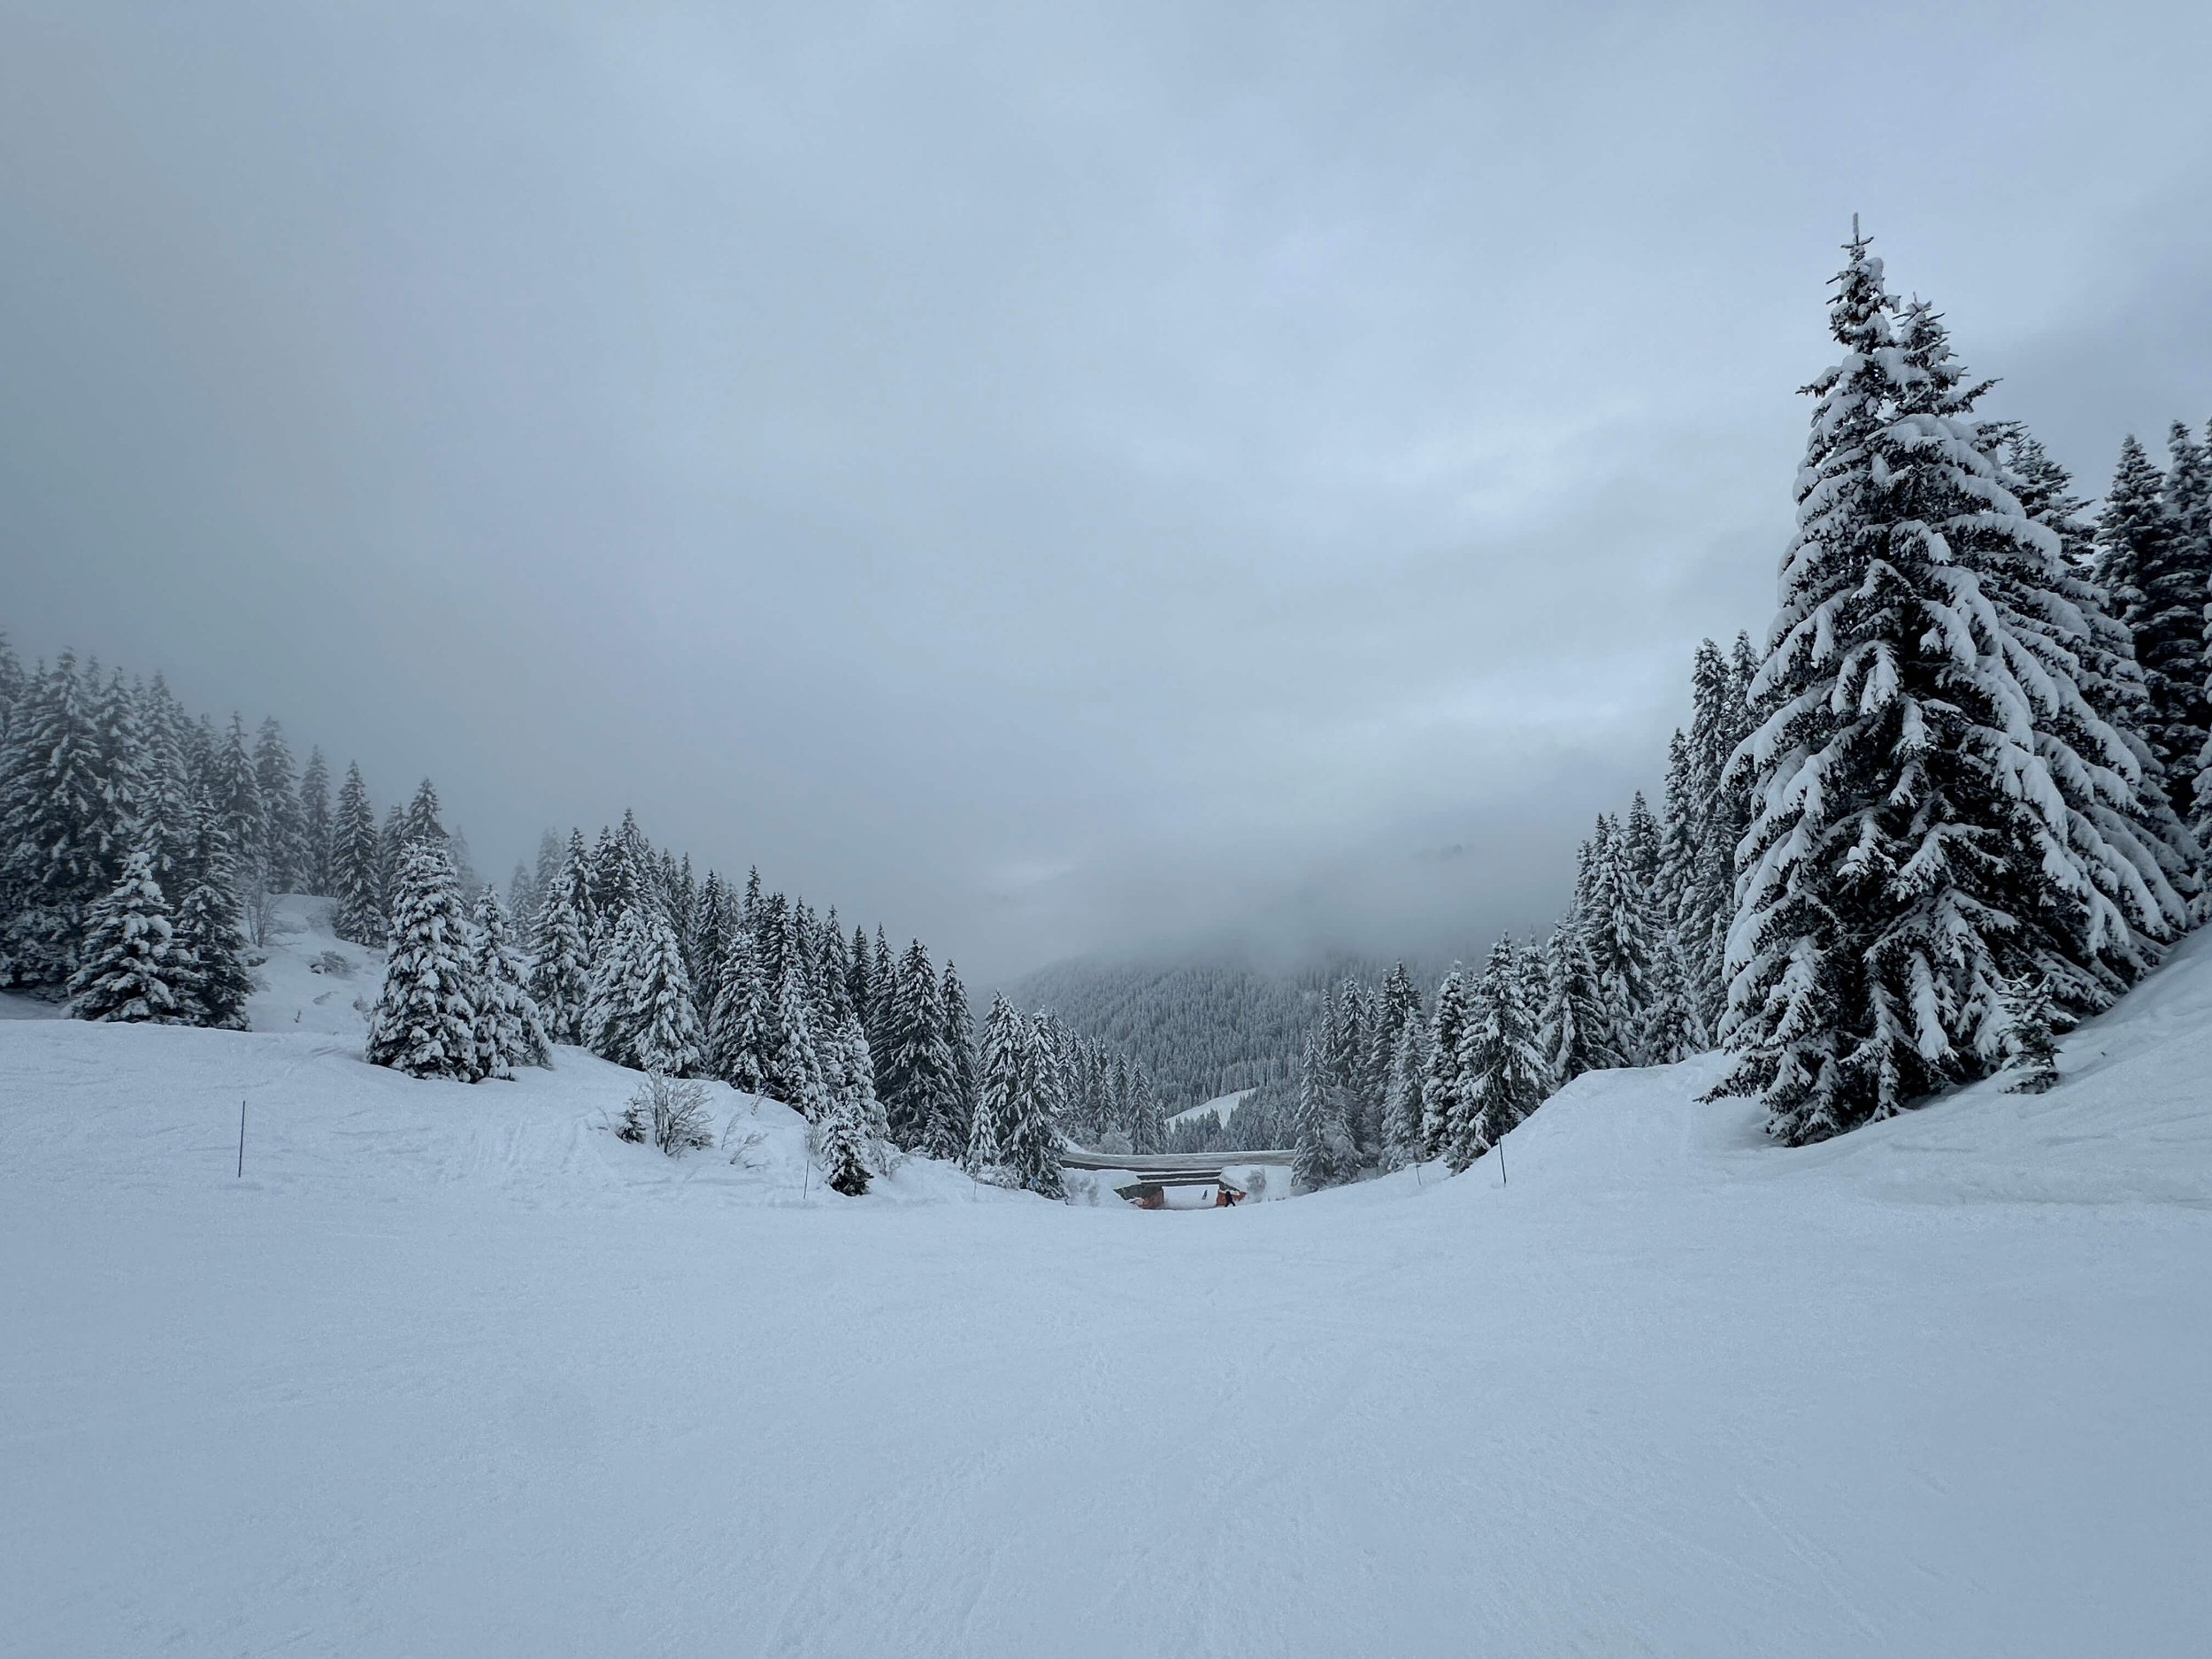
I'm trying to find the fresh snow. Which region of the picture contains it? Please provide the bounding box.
[1166,1085,1254,1127]
[3,899,2208,1655]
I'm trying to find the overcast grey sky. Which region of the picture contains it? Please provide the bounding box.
[4,1,2209,979]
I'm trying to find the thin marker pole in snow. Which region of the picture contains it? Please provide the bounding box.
[1497,1139,1506,1187]
[237,1099,246,1179]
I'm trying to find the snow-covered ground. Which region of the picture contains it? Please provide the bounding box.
[1165,1085,1255,1127]
[3,900,2208,1655]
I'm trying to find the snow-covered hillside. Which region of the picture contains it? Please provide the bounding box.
[3,903,2208,1655]
[1165,1085,1254,1127]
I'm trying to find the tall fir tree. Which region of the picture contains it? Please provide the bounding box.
[252,718,304,891]
[939,960,978,1156]
[1895,306,2191,1002]
[66,850,187,1025]
[1418,966,1471,1161]
[2096,435,2200,819]
[1580,818,1654,1064]
[1538,918,1617,1087]
[586,903,703,1077]
[134,677,201,896]
[1990,423,2202,909]
[1379,1010,1432,1171]
[401,778,449,849]
[707,926,773,1094]
[1718,232,2177,1144]
[331,762,386,947]
[761,910,826,1112]
[880,941,958,1156]
[210,715,267,882]
[88,670,146,888]
[1126,1063,1166,1156]
[469,886,550,1079]
[1293,1025,1359,1190]
[526,837,594,1045]
[967,993,1016,1172]
[847,924,876,1035]
[366,840,478,1079]
[0,654,114,987]
[1458,937,1548,1165]
[297,748,334,896]
[815,1013,881,1196]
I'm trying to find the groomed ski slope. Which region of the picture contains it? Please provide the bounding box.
[2,900,2208,1656]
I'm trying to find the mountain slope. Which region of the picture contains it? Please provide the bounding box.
[3,914,2208,1655]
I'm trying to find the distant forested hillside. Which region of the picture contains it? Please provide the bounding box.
[1002,954,1396,1110]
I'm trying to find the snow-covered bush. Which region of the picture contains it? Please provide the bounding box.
[618,1072,715,1156]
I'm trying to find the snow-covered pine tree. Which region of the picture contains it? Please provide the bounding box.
[1622,790,1663,893]
[994,1018,1066,1201]
[1892,299,2189,1005]
[375,803,406,918]
[1293,1025,1358,1190]
[330,763,386,947]
[1127,1064,1166,1156]
[940,961,978,1154]
[970,995,1065,1193]
[866,923,895,1058]
[1538,918,1617,1087]
[2096,435,2198,820]
[1641,928,1701,1064]
[0,633,19,732]
[401,778,448,851]
[1582,815,1655,1064]
[1459,937,1548,1165]
[0,654,113,987]
[468,885,550,1079]
[133,678,201,897]
[1675,640,1753,1030]
[252,718,303,891]
[88,670,146,889]
[880,941,957,1156]
[815,1013,879,1196]
[66,850,187,1024]
[1991,423,2202,900]
[1418,966,1471,1161]
[366,840,477,1079]
[968,992,1020,1173]
[533,827,564,910]
[2156,419,2212,814]
[1379,1010,1431,1171]
[2000,972,2060,1094]
[168,806,257,1031]
[298,748,333,896]
[585,903,703,1078]
[808,903,849,1024]
[760,911,827,1116]
[1717,233,2177,1145]
[1033,1010,1075,1135]
[210,715,267,884]
[706,926,772,1094]
[527,835,594,1044]
[847,924,875,1034]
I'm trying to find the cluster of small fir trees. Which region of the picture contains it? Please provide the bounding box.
[0,652,265,1030]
